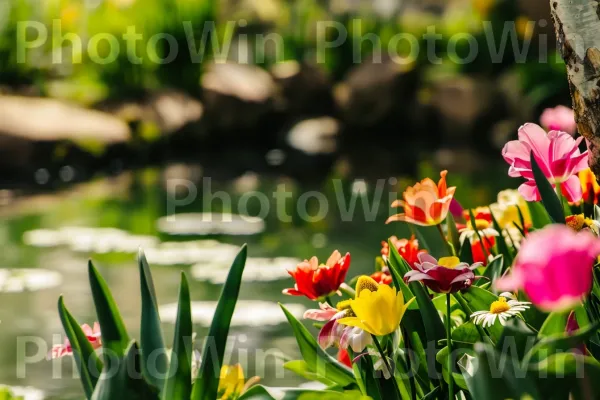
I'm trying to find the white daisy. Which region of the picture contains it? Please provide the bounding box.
[470,292,530,328]
[459,218,499,244]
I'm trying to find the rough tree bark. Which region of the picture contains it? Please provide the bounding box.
[550,0,600,178]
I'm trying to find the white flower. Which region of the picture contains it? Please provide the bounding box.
[470,293,530,328]
[459,219,499,244]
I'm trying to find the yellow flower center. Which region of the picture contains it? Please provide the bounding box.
[438,256,461,269]
[489,297,510,314]
[566,214,586,231]
[467,218,490,231]
[355,276,379,294]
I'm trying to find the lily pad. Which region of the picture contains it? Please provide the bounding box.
[23,227,158,254]
[156,213,265,236]
[0,269,62,293]
[191,257,300,284]
[143,240,240,266]
[159,301,305,327]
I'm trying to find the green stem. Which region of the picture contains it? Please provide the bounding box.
[446,293,454,400]
[325,296,334,307]
[338,283,356,298]
[402,327,417,400]
[436,224,454,256]
[372,335,400,396]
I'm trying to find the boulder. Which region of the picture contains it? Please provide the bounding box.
[201,62,276,134]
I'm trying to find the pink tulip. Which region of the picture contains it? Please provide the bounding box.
[540,105,577,135]
[495,225,600,312]
[502,123,588,202]
[49,322,102,359]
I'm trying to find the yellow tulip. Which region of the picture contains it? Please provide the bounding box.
[338,279,414,336]
[217,364,260,400]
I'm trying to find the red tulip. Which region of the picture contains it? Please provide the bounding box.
[283,251,350,300]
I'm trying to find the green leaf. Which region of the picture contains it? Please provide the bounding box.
[459,342,539,400]
[446,213,461,255]
[401,256,446,348]
[525,321,600,365]
[192,245,248,399]
[91,341,159,400]
[489,210,513,265]
[482,255,504,286]
[436,343,473,390]
[58,296,103,399]
[138,250,167,390]
[350,349,382,400]
[457,287,504,342]
[526,201,553,229]
[284,361,335,386]
[238,386,366,400]
[529,353,600,399]
[458,236,474,265]
[530,151,565,223]
[538,311,570,337]
[163,273,193,400]
[88,260,130,358]
[279,304,355,387]
[452,322,482,344]
[495,318,537,361]
[386,241,417,310]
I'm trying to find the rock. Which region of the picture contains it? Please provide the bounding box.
[335,60,420,129]
[286,117,340,155]
[201,62,276,134]
[98,89,204,135]
[0,96,130,143]
[271,116,341,182]
[0,96,131,180]
[271,61,335,116]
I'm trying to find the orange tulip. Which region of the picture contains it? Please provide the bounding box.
[386,171,456,226]
[579,168,600,204]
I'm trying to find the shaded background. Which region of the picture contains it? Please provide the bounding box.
[0,0,572,398]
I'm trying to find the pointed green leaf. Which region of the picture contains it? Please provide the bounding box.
[58,297,103,399]
[279,304,355,387]
[459,342,539,400]
[526,201,552,229]
[482,255,504,286]
[91,341,159,400]
[530,151,565,223]
[163,273,193,399]
[489,210,513,265]
[192,245,248,399]
[138,250,167,390]
[88,260,130,358]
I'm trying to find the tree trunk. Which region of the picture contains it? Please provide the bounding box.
[550,0,600,178]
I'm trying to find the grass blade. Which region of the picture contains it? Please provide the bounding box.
[279,304,355,386]
[192,244,248,400]
[58,297,103,399]
[88,260,130,358]
[163,273,193,399]
[138,250,167,390]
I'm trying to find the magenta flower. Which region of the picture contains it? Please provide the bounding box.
[49,322,102,359]
[404,254,482,294]
[495,224,600,312]
[540,105,577,136]
[502,123,588,202]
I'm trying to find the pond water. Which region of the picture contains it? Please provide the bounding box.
[0,164,513,399]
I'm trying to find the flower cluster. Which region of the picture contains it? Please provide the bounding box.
[54,105,600,400]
